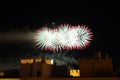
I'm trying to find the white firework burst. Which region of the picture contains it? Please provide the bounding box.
[76,26,93,49]
[35,28,55,50]
[34,24,93,52]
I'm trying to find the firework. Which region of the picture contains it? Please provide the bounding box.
[34,24,93,52]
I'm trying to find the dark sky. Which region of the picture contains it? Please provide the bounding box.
[0,0,119,70]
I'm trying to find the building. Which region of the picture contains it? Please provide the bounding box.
[20,51,114,78]
[80,51,113,77]
[20,58,68,77]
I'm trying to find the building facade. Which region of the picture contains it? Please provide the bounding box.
[80,52,113,77]
[20,52,113,77]
[20,58,68,77]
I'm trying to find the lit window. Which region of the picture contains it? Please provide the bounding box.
[70,69,80,77]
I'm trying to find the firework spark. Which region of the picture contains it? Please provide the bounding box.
[34,24,93,52]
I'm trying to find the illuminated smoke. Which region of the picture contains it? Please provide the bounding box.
[43,51,79,69]
[0,31,34,42]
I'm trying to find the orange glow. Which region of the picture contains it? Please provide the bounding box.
[0,72,4,76]
[70,69,80,77]
[45,59,53,65]
[35,58,42,63]
[21,59,34,64]
[21,58,54,64]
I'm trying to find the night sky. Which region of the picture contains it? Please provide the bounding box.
[0,0,119,70]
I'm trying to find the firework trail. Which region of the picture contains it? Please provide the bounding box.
[34,24,93,52]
